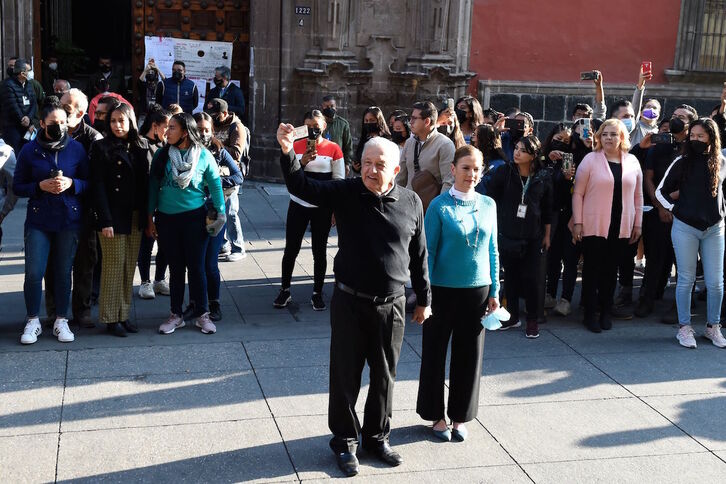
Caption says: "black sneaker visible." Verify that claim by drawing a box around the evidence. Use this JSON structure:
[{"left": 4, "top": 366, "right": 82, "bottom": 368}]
[
  {"left": 311, "top": 293, "right": 326, "bottom": 311},
  {"left": 182, "top": 302, "right": 196, "bottom": 322},
  {"left": 634, "top": 298, "right": 654, "bottom": 318},
  {"left": 499, "top": 318, "right": 521, "bottom": 330},
  {"left": 611, "top": 305, "right": 633, "bottom": 320},
  {"left": 273, "top": 288, "right": 291, "bottom": 308},
  {"left": 209, "top": 300, "right": 222, "bottom": 321}
]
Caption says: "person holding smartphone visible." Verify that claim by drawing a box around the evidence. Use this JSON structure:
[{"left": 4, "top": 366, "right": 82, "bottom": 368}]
[
  {"left": 14, "top": 97, "right": 88, "bottom": 344},
  {"left": 273, "top": 110, "right": 345, "bottom": 311}
]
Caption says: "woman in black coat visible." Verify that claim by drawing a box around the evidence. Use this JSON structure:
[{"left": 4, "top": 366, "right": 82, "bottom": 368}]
[{"left": 90, "top": 103, "right": 152, "bottom": 336}]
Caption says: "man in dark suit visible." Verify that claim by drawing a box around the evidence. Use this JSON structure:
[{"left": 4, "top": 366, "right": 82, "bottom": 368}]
[
  {"left": 207, "top": 65, "right": 245, "bottom": 121},
  {"left": 86, "top": 55, "right": 126, "bottom": 98}
]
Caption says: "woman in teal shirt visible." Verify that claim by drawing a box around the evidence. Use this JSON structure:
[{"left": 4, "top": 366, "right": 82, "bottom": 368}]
[
  {"left": 147, "top": 113, "right": 226, "bottom": 335},
  {"left": 416, "top": 145, "right": 499, "bottom": 442}
]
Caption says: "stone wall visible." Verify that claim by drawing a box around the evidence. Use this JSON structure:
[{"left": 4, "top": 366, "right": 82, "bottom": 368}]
[
  {"left": 479, "top": 79, "right": 724, "bottom": 140},
  {"left": 0, "top": 0, "right": 34, "bottom": 78}
]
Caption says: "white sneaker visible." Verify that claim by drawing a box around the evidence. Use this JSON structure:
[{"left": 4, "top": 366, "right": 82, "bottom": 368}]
[
  {"left": 224, "top": 252, "right": 247, "bottom": 262},
  {"left": 138, "top": 281, "right": 155, "bottom": 299},
  {"left": 553, "top": 298, "right": 571, "bottom": 316},
  {"left": 704, "top": 324, "right": 726, "bottom": 348},
  {"left": 677, "top": 325, "right": 697, "bottom": 349},
  {"left": 53, "top": 318, "right": 75, "bottom": 343},
  {"left": 544, "top": 293, "right": 556, "bottom": 309},
  {"left": 153, "top": 279, "right": 170, "bottom": 296},
  {"left": 20, "top": 318, "right": 42, "bottom": 344}
]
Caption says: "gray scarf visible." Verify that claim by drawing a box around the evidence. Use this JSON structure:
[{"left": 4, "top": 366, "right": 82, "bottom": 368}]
[{"left": 168, "top": 144, "right": 201, "bottom": 189}]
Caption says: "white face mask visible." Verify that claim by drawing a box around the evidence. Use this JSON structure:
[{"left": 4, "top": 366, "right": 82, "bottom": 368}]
[
  {"left": 48, "top": 62, "right": 58, "bottom": 71},
  {"left": 26, "top": 70, "right": 34, "bottom": 80}
]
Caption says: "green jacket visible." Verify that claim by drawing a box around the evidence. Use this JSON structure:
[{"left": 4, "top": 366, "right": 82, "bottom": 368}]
[{"left": 323, "top": 115, "right": 353, "bottom": 167}]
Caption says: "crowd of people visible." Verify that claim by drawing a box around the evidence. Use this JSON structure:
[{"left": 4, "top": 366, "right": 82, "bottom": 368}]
[
  {"left": 0, "top": 55, "right": 251, "bottom": 342},
  {"left": 2, "top": 54, "right": 726, "bottom": 477}
]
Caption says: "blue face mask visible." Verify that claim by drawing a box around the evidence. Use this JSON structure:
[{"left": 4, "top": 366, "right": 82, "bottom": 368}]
[
  {"left": 480, "top": 307, "right": 511, "bottom": 330},
  {"left": 621, "top": 117, "right": 634, "bottom": 133}
]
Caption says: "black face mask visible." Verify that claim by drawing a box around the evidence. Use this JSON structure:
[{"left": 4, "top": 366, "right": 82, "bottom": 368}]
[
  {"left": 99, "top": 64, "right": 111, "bottom": 73},
  {"left": 690, "top": 139, "right": 708, "bottom": 155},
  {"left": 201, "top": 133, "right": 213, "bottom": 146},
  {"left": 363, "top": 122, "right": 378, "bottom": 135},
  {"left": 438, "top": 124, "right": 453, "bottom": 136},
  {"left": 173, "top": 135, "right": 188, "bottom": 148},
  {"left": 46, "top": 123, "right": 67, "bottom": 142},
  {"left": 6, "top": 67, "right": 14, "bottom": 77},
  {"left": 550, "top": 140, "right": 570, "bottom": 153},
  {"left": 93, "top": 119, "right": 106, "bottom": 133},
  {"left": 670, "top": 117, "right": 686, "bottom": 134},
  {"left": 213, "top": 78, "right": 224, "bottom": 87},
  {"left": 172, "top": 71, "right": 183, "bottom": 82},
  {"left": 322, "top": 107, "right": 336, "bottom": 119},
  {"left": 455, "top": 108, "right": 468, "bottom": 125},
  {"left": 391, "top": 131, "right": 406, "bottom": 144},
  {"left": 145, "top": 71, "right": 157, "bottom": 83}
]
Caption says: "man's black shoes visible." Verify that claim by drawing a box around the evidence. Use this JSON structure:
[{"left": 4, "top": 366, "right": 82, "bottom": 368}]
[
  {"left": 335, "top": 452, "right": 359, "bottom": 477},
  {"left": 364, "top": 442, "right": 403, "bottom": 467}
]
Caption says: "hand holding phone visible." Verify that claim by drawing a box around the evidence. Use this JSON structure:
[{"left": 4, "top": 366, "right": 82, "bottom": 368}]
[
  {"left": 580, "top": 71, "right": 598, "bottom": 81},
  {"left": 504, "top": 118, "right": 525, "bottom": 131}
]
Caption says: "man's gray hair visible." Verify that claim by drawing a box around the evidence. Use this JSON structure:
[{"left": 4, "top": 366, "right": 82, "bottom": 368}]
[
  {"left": 361, "top": 137, "right": 400, "bottom": 167},
  {"left": 66, "top": 88, "right": 89, "bottom": 114},
  {"left": 215, "top": 65, "right": 231, "bottom": 80},
  {"left": 54, "top": 79, "right": 71, "bottom": 92}
]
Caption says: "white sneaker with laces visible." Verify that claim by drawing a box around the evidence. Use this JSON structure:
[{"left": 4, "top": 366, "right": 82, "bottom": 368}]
[
  {"left": 53, "top": 318, "right": 75, "bottom": 343},
  {"left": 138, "top": 281, "right": 155, "bottom": 299},
  {"left": 153, "top": 279, "right": 170, "bottom": 296},
  {"left": 20, "top": 318, "right": 42, "bottom": 344},
  {"left": 677, "top": 325, "right": 697, "bottom": 349},
  {"left": 553, "top": 298, "right": 571, "bottom": 316},
  {"left": 544, "top": 293, "right": 556, "bottom": 309},
  {"left": 704, "top": 324, "right": 726, "bottom": 348}
]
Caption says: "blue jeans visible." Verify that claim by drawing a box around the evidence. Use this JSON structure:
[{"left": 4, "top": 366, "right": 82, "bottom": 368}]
[
  {"left": 671, "top": 217, "right": 724, "bottom": 325},
  {"left": 225, "top": 187, "right": 245, "bottom": 254},
  {"left": 24, "top": 227, "right": 79, "bottom": 318}
]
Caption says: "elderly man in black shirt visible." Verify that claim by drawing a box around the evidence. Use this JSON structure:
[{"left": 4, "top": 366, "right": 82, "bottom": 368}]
[{"left": 277, "top": 123, "right": 432, "bottom": 477}]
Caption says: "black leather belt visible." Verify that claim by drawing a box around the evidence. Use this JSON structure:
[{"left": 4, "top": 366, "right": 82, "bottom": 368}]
[{"left": 336, "top": 281, "right": 404, "bottom": 304}]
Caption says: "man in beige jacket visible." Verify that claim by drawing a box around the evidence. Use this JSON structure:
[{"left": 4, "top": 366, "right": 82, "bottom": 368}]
[{"left": 397, "top": 100, "right": 456, "bottom": 194}]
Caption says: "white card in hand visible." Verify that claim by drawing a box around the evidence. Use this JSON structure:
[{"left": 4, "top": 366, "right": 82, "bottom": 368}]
[{"left": 293, "top": 125, "right": 309, "bottom": 140}]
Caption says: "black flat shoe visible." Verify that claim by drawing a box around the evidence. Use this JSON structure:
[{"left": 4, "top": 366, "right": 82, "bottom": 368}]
[
  {"left": 599, "top": 312, "right": 613, "bottom": 331},
  {"left": 121, "top": 320, "right": 139, "bottom": 333},
  {"left": 107, "top": 322, "right": 127, "bottom": 337},
  {"left": 335, "top": 452, "right": 359, "bottom": 477},
  {"left": 364, "top": 442, "right": 403, "bottom": 467}
]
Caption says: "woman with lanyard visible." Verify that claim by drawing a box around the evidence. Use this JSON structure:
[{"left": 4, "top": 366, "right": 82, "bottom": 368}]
[
  {"left": 655, "top": 118, "right": 726, "bottom": 349},
  {"left": 90, "top": 102, "right": 151, "bottom": 337},
  {"left": 417, "top": 145, "right": 499, "bottom": 442},
  {"left": 572, "top": 119, "right": 643, "bottom": 333},
  {"left": 147, "top": 113, "right": 226, "bottom": 335},
  {"left": 183, "top": 111, "right": 243, "bottom": 326},
  {"left": 485, "top": 135, "right": 552, "bottom": 338},
  {"left": 14, "top": 96, "right": 88, "bottom": 344}
]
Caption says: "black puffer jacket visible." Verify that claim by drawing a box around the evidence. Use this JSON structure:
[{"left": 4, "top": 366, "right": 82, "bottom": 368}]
[{"left": 0, "top": 78, "right": 36, "bottom": 127}]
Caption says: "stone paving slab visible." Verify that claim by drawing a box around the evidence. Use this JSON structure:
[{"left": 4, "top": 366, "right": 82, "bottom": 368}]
[
  {"left": 0, "top": 380, "right": 63, "bottom": 437},
  {"left": 304, "top": 465, "right": 532, "bottom": 483},
  {"left": 548, "top": 324, "right": 689, "bottom": 356},
  {"left": 523, "top": 452, "right": 726, "bottom": 483},
  {"left": 66, "top": 343, "right": 251, "bottom": 379},
  {"left": 481, "top": 398, "right": 704, "bottom": 463},
  {"left": 0, "top": 433, "right": 59, "bottom": 483},
  {"left": 56, "top": 420, "right": 297, "bottom": 483},
  {"left": 0, "top": 349, "right": 67, "bottom": 382},
  {"left": 479, "top": 355, "right": 632, "bottom": 405},
  {"left": 275, "top": 411, "right": 514, "bottom": 480},
  {"left": 61, "top": 370, "right": 268, "bottom": 432},
  {"left": 642, "top": 394, "right": 726, "bottom": 451}
]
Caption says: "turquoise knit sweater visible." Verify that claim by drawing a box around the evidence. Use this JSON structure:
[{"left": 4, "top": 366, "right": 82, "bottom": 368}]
[{"left": 424, "top": 192, "right": 499, "bottom": 297}]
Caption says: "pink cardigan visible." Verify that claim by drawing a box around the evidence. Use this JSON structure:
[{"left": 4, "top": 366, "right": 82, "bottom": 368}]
[{"left": 572, "top": 151, "right": 643, "bottom": 238}]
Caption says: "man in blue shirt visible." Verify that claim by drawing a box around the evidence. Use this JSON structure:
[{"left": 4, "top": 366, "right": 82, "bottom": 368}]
[{"left": 155, "top": 61, "right": 198, "bottom": 114}]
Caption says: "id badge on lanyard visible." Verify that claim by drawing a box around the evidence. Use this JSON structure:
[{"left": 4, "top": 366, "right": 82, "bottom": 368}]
[{"left": 517, "top": 175, "right": 531, "bottom": 219}]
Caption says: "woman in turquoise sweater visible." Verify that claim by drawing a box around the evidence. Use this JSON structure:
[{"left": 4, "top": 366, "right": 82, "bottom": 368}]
[
  {"left": 147, "top": 113, "right": 226, "bottom": 335},
  {"left": 416, "top": 145, "right": 499, "bottom": 442}
]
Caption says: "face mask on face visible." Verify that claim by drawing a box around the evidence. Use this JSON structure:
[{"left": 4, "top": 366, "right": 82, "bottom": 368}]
[
  {"left": 550, "top": 140, "right": 569, "bottom": 152},
  {"left": 643, "top": 108, "right": 658, "bottom": 120},
  {"left": 172, "top": 71, "right": 183, "bottom": 82},
  {"left": 690, "top": 139, "right": 708, "bottom": 155},
  {"left": 145, "top": 71, "right": 157, "bottom": 83},
  {"left": 99, "top": 64, "right": 111, "bottom": 73},
  {"left": 670, "top": 117, "right": 685, "bottom": 134},
  {"left": 322, "top": 107, "right": 336, "bottom": 119},
  {"left": 48, "top": 62, "right": 58, "bottom": 71},
  {"left": 391, "top": 131, "right": 406, "bottom": 144},
  {"left": 26, "top": 70, "right": 34, "bottom": 80},
  {"left": 363, "top": 122, "right": 378, "bottom": 135},
  {"left": 437, "top": 124, "right": 453, "bottom": 136},
  {"left": 93, "top": 119, "right": 106, "bottom": 133},
  {"left": 6, "top": 67, "right": 13, "bottom": 77},
  {"left": 213, "top": 78, "right": 223, "bottom": 87},
  {"left": 46, "top": 123, "right": 67, "bottom": 142},
  {"left": 455, "top": 108, "right": 467, "bottom": 125},
  {"left": 621, "top": 118, "right": 634, "bottom": 133},
  {"left": 201, "top": 132, "right": 213, "bottom": 146}
]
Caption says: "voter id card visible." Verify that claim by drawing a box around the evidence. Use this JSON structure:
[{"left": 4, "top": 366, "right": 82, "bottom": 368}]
[
  {"left": 516, "top": 204, "right": 527, "bottom": 218},
  {"left": 292, "top": 125, "right": 309, "bottom": 140}
]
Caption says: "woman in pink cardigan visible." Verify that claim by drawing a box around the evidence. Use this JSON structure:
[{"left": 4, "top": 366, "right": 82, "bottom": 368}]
[{"left": 572, "top": 119, "right": 643, "bottom": 333}]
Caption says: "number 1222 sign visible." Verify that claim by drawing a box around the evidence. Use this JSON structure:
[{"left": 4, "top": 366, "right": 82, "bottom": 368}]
[{"left": 295, "top": 6, "right": 311, "bottom": 15}]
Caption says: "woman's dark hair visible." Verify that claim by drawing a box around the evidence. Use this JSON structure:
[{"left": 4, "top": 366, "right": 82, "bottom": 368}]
[
  {"left": 682, "top": 117, "right": 722, "bottom": 197},
  {"left": 139, "top": 103, "right": 171, "bottom": 137},
  {"left": 447, "top": 113, "right": 466, "bottom": 149},
  {"left": 455, "top": 95, "right": 484, "bottom": 128},
  {"left": 40, "top": 95, "right": 65, "bottom": 121},
  {"left": 542, "top": 123, "right": 571, "bottom": 154},
  {"left": 106, "top": 103, "right": 143, "bottom": 147},
  {"left": 389, "top": 109, "right": 407, "bottom": 124},
  {"left": 392, "top": 114, "right": 411, "bottom": 138},
  {"left": 151, "top": 113, "right": 204, "bottom": 179},
  {"left": 516, "top": 135, "right": 544, "bottom": 172},
  {"left": 355, "top": 106, "right": 391, "bottom": 162},
  {"left": 303, "top": 109, "right": 326, "bottom": 125},
  {"left": 453, "top": 144, "right": 483, "bottom": 166},
  {"left": 475, "top": 123, "right": 508, "bottom": 162},
  {"left": 193, "top": 111, "right": 224, "bottom": 153}
]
